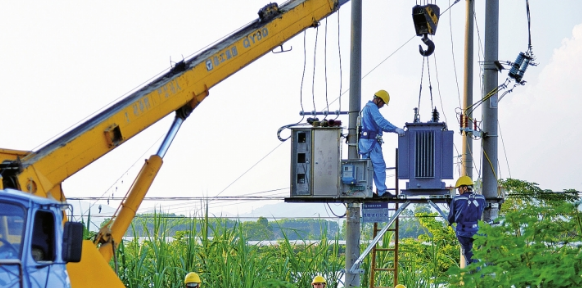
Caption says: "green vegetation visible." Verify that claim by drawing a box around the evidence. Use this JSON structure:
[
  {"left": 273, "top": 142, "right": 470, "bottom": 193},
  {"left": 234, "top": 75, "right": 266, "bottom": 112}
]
[
  {"left": 115, "top": 212, "right": 345, "bottom": 287},
  {"left": 105, "top": 178, "right": 580, "bottom": 287},
  {"left": 123, "top": 215, "right": 339, "bottom": 241},
  {"left": 447, "top": 179, "right": 582, "bottom": 287}
]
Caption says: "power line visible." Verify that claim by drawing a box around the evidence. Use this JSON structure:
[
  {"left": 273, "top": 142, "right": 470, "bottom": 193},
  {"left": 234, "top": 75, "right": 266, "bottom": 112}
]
[
  {"left": 69, "top": 196, "right": 286, "bottom": 201},
  {"left": 70, "top": 215, "right": 345, "bottom": 220}
]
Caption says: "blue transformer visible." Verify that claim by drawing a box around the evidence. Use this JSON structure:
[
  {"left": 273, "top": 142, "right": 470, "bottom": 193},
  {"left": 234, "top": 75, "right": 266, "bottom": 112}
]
[{"left": 398, "top": 121, "right": 454, "bottom": 195}]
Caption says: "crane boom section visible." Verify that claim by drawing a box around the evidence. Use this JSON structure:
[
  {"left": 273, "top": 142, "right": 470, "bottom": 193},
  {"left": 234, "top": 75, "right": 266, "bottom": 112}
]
[{"left": 5, "top": 0, "right": 348, "bottom": 200}]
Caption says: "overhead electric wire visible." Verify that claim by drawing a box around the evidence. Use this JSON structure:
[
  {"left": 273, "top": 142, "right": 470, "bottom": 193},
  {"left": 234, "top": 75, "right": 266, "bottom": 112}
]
[
  {"left": 89, "top": 2, "right": 475, "bottom": 219},
  {"left": 277, "top": 28, "right": 319, "bottom": 142},
  {"left": 215, "top": 141, "right": 286, "bottom": 198},
  {"left": 79, "top": 215, "right": 348, "bottom": 220},
  {"left": 312, "top": 25, "right": 319, "bottom": 113},
  {"left": 325, "top": 203, "right": 347, "bottom": 218},
  {"left": 445, "top": 0, "right": 464, "bottom": 177},
  {"left": 334, "top": 10, "right": 343, "bottom": 120},
  {"left": 526, "top": 0, "right": 533, "bottom": 51},
  {"left": 83, "top": 132, "right": 165, "bottom": 217},
  {"left": 448, "top": 0, "right": 462, "bottom": 110},
  {"left": 325, "top": 0, "right": 461, "bottom": 108},
  {"left": 139, "top": 187, "right": 290, "bottom": 213},
  {"left": 301, "top": 31, "right": 308, "bottom": 116},
  {"left": 482, "top": 147, "right": 498, "bottom": 184},
  {"left": 432, "top": 49, "right": 449, "bottom": 128},
  {"left": 498, "top": 121, "right": 511, "bottom": 179},
  {"left": 70, "top": 195, "right": 288, "bottom": 202},
  {"left": 324, "top": 18, "right": 330, "bottom": 119},
  {"left": 32, "top": 16, "right": 268, "bottom": 154},
  {"left": 323, "top": 35, "right": 416, "bottom": 109}
]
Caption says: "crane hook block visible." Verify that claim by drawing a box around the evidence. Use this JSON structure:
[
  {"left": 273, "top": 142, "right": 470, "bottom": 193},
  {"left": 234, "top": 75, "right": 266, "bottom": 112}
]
[
  {"left": 412, "top": 4, "right": 439, "bottom": 56},
  {"left": 412, "top": 4, "right": 440, "bottom": 37}
]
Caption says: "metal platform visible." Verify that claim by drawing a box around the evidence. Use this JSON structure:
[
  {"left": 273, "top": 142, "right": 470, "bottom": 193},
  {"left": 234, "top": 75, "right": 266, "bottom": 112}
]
[{"left": 284, "top": 194, "right": 453, "bottom": 204}]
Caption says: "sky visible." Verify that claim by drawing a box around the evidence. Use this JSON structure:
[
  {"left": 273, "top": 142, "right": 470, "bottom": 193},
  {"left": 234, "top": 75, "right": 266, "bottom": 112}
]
[{"left": 1, "top": 0, "right": 581, "bottom": 220}]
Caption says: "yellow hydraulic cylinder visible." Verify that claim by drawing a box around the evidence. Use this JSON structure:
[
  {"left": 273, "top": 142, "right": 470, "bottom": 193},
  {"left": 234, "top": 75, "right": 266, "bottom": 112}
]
[{"left": 99, "top": 154, "right": 163, "bottom": 261}]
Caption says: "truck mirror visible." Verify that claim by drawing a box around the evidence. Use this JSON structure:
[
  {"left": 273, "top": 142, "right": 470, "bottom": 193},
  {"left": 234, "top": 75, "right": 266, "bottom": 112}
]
[{"left": 62, "top": 222, "right": 83, "bottom": 263}]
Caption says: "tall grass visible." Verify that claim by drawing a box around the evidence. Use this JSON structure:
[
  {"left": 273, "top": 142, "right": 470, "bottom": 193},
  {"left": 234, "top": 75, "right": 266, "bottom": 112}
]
[
  {"left": 113, "top": 208, "right": 444, "bottom": 288},
  {"left": 115, "top": 210, "right": 346, "bottom": 288}
]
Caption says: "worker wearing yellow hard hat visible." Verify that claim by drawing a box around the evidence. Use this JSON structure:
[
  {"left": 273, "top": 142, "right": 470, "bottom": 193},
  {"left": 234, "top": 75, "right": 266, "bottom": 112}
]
[
  {"left": 395, "top": 284, "right": 407, "bottom": 288},
  {"left": 358, "top": 89, "right": 405, "bottom": 198},
  {"left": 184, "top": 272, "right": 201, "bottom": 288},
  {"left": 374, "top": 89, "right": 390, "bottom": 106},
  {"left": 455, "top": 175, "right": 474, "bottom": 188},
  {"left": 448, "top": 176, "right": 486, "bottom": 265},
  {"left": 311, "top": 275, "right": 326, "bottom": 287}
]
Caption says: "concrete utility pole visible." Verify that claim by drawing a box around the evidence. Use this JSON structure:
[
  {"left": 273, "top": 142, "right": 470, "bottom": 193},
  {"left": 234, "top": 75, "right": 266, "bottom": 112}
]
[
  {"left": 481, "top": 0, "right": 500, "bottom": 222},
  {"left": 461, "top": 0, "right": 475, "bottom": 179},
  {"left": 345, "top": 0, "right": 362, "bottom": 286},
  {"left": 459, "top": 0, "right": 475, "bottom": 269}
]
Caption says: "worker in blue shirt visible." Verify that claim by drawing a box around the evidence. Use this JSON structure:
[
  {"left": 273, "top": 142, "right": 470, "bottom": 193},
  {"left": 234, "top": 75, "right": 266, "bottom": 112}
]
[
  {"left": 358, "top": 90, "right": 404, "bottom": 198},
  {"left": 448, "top": 176, "right": 486, "bottom": 265}
]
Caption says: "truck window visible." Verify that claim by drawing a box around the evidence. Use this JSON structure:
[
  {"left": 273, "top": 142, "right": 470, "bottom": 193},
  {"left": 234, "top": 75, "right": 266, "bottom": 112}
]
[
  {"left": 31, "top": 211, "right": 55, "bottom": 262},
  {"left": 0, "top": 203, "right": 25, "bottom": 259}
]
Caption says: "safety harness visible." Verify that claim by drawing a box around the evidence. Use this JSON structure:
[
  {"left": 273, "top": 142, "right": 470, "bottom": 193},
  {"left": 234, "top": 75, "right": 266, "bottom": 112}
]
[
  {"left": 458, "top": 193, "right": 480, "bottom": 233},
  {"left": 358, "top": 105, "right": 383, "bottom": 155}
]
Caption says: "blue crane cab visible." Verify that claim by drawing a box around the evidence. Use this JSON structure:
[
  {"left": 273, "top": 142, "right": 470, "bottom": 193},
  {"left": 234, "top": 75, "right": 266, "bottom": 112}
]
[{"left": 0, "top": 189, "right": 83, "bottom": 288}]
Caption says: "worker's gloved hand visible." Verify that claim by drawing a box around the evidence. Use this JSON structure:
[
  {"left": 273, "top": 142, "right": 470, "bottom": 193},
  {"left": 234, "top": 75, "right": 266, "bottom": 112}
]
[{"left": 395, "top": 128, "right": 405, "bottom": 136}]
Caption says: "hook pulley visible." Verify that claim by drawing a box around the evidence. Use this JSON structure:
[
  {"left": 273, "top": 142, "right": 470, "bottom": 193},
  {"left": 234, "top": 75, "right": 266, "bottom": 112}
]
[
  {"left": 412, "top": 4, "right": 440, "bottom": 57},
  {"left": 419, "top": 34, "right": 435, "bottom": 56}
]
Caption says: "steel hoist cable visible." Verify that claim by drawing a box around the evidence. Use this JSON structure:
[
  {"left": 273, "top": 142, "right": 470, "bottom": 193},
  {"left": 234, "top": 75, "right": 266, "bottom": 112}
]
[{"left": 416, "top": 54, "right": 435, "bottom": 121}]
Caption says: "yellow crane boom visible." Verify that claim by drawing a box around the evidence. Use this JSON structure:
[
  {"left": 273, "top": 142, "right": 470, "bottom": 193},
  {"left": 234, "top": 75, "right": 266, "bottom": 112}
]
[
  {"left": 1, "top": 1, "right": 349, "bottom": 287},
  {"left": 0, "top": 0, "right": 348, "bottom": 201}
]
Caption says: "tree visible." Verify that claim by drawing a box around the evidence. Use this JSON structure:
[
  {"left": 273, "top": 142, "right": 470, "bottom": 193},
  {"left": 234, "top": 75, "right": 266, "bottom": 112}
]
[{"left": 243, "top": 217, "right": 274, "bottom": 240}]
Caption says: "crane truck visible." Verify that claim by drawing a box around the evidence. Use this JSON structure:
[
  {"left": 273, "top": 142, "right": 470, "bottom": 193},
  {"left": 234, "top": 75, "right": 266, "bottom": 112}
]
[{"left": 0, "top": 0, "right": 349, "bottom": 287}]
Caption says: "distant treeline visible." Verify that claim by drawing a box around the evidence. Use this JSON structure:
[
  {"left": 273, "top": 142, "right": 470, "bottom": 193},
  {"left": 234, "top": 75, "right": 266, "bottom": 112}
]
[
  {"left": 122, "top": 214, "right": 340, "bottom": 241},
  {"left": 113, "top": 206, "right": 434, "bottom": 241}
]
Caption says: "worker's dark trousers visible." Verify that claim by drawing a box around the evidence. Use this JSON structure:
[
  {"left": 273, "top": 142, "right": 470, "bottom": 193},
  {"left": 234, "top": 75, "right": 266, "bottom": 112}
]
[{"left": 457, "top": 236, "right": 475, "bottom": 264}]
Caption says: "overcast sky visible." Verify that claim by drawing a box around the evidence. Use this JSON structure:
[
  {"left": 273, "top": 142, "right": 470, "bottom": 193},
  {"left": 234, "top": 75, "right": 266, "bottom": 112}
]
[{"left": 1, "top": 0, "right": 580, "bottom": 218}]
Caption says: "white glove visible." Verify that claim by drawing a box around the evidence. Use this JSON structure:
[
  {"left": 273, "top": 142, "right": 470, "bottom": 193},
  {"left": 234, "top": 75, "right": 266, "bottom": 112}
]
[{"left": 395, "top": 128, "right": 405, "bottom": 136}]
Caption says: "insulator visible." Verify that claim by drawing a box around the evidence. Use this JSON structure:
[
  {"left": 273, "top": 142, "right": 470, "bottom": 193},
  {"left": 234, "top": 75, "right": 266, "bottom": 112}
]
[
  {"left": 307, "top": 117, "right": 319, "bottom": 124},
  {"left": 509, "top": 52, "right": 526, "bottom": 82},
  {"left": 474, "top": 119, "right": 477, "bottom": 131},
  {"left": 517, "top": 56, "right": 531, "bottom": 80},
  {"left": 459, "top": 114, "right": 465, "bottom": 128},
  {"left": 431, "top": 107, "right": 439, "bottom": 122},
  {"left": 413, "top": 108, "right": 420, "bottom": 123},
  {"left": 328, "top": 119, "right": 341, "bottom": 127}
]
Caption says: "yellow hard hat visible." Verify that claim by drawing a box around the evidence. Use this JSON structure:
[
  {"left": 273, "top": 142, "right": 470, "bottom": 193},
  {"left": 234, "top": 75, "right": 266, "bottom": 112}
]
[
  {"left": 184, "top": 272, "right": 201, "bottom": 285},
  {"left": 395, "top": 285, "right": 407, "bottom": 288},
  {"left": 312, "top": 275, "right": 327, "bottom": 284},
  {"left": 455, "top": 176, "right": 474, "bottom": 188},
  {"left": 374, "top": 90, "right": 390, "bottom": 105}
]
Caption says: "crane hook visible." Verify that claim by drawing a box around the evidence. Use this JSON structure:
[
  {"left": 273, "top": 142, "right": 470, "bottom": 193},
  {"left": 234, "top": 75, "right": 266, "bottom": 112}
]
[{"left": 418, "top": 34, "right": 435, "bottom": 57}]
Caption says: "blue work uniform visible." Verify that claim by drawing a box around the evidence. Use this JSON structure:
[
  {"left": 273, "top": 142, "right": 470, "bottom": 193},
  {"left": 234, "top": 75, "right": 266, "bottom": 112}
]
[
  {"left": 358, "top": 100, "right": 398, "bottom": 195},
  {"left": 448, "top": 191, "right": 486, "bottom": 264}
]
